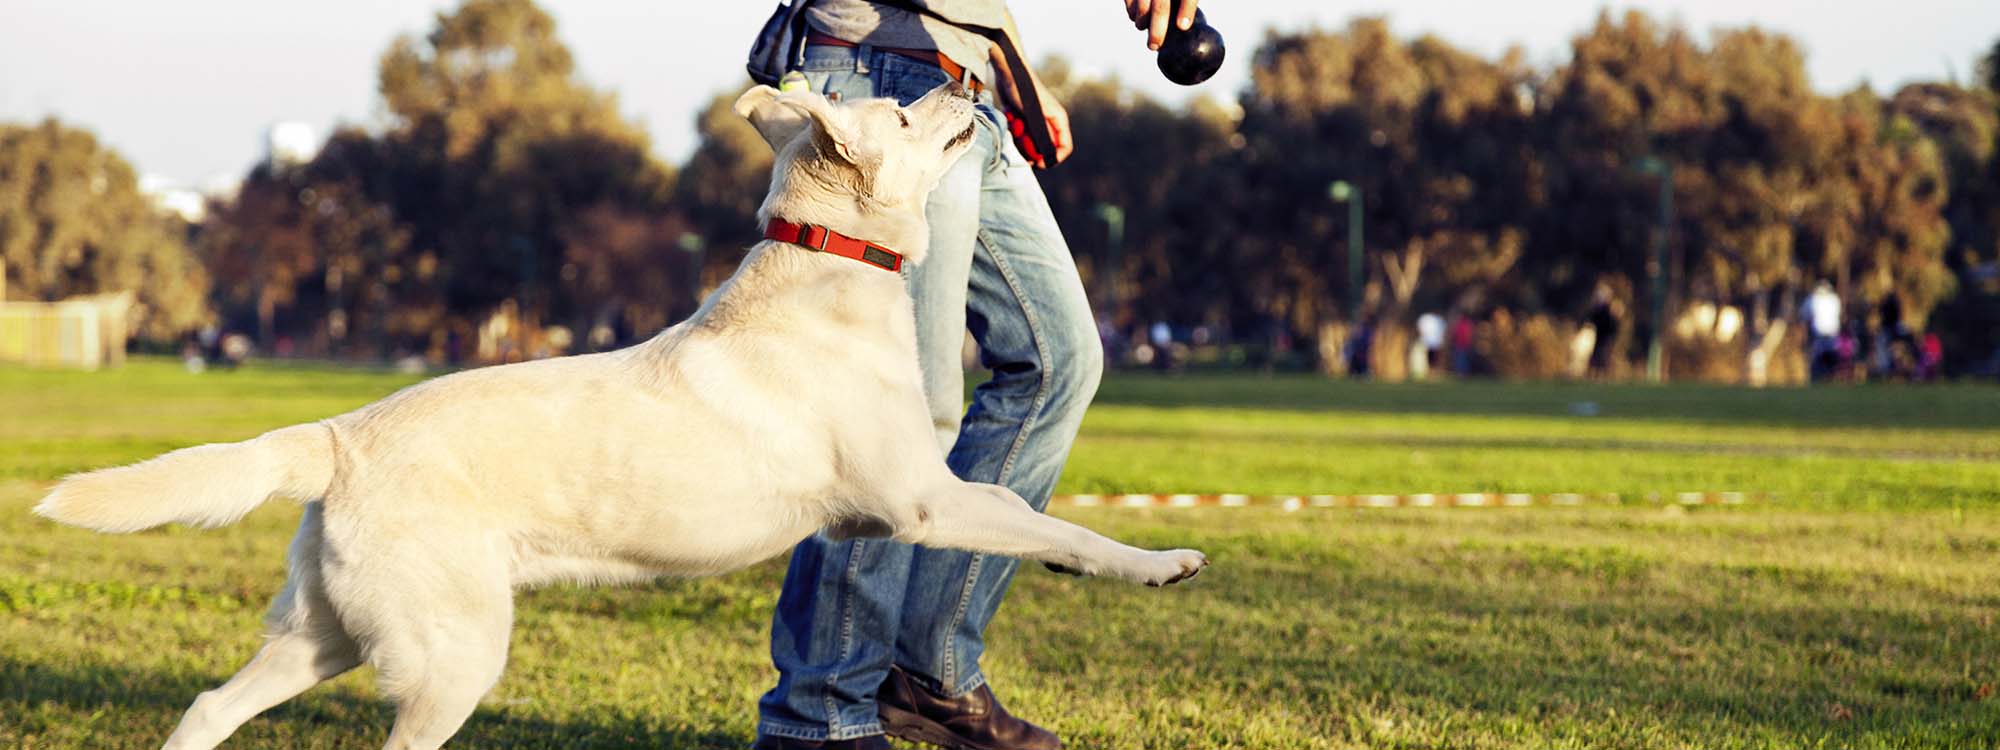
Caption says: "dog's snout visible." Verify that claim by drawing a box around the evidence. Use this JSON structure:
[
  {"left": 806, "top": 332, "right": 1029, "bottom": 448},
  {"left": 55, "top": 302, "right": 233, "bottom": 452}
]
[{"left": 945, "top": 80, "right": 972, "bottom": 100}]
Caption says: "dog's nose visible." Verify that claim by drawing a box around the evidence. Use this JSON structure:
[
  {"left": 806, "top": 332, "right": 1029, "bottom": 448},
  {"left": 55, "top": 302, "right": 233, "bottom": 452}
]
[{"left": 945, "top": 79, "right": 972, "bottom": 100}]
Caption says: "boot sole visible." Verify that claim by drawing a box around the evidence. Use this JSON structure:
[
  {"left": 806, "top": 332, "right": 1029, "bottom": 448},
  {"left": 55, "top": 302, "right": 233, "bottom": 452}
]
[{"left": 879, "top": 703, "right": 994, "bottom": 750}]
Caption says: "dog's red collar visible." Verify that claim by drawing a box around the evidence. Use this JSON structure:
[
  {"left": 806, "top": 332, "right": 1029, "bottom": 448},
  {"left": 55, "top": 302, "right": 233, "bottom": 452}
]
[{"left": 764, "top": 218, "right": 904, "bottom": 273}]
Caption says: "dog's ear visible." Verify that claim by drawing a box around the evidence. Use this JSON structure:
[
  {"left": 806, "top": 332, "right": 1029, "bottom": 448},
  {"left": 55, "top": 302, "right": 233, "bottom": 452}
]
[{"left": 734, "top": 86, "right": 860, "bottom": 163}]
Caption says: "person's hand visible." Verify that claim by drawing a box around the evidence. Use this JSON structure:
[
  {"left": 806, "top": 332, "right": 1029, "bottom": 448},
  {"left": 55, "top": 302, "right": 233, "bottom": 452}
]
[
  {"left": 1126, "top": 0, "right": 1199, "bottom": 51},
  {"left": 1035, "top": 80, "right": 1074, "bottom": 168},
  {"left": 999, "top": 71, "right": 1074, "bottom": 168}
]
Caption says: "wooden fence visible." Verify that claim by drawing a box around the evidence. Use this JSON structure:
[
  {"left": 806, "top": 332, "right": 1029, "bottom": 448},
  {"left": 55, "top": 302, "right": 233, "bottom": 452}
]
[{"left": 0, "top": 291, "right": 135, "bottom": 371}]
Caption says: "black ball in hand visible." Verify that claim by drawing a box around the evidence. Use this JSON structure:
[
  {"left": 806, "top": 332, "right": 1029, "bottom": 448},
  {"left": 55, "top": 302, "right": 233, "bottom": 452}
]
[{"left": 1157, "top": 7, "right": 1225, "bottom": 86}]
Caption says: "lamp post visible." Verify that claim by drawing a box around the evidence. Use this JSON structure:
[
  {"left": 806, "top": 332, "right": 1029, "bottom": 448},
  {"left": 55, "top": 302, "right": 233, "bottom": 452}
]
[
  {"left": 1634, "top": 157, "right": 1673, "bottom": 384},
  {"left": 1094, "top": 202, "right": 1125, "bottom": 311},
  {"left": 1328, "top": 180, "right": 1363, "bottom": 321}
]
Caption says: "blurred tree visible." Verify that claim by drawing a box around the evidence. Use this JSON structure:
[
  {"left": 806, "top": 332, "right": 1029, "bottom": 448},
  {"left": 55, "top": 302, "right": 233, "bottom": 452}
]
[
  {"left": 197, "top": 0, "right": 678, "bottom": 357},
  {"left": 372, "top": 0, "right": 674, "bottom": 328},
  {"left": 1886, "top": 83, "right": 1999, "bottom": 267},
  {"left": 175, "top": 3, "right": 2000, "bottom": 377},
  {"left": 1536, "top": 10, "right": 1719, "bottom": 336},
  {"left": 1237, "top": 18, "right": 1536, "bottom": 336},
  {"left": 560, "top": 204, "right": 697, "bottom": 342},
  {"left": 1036, "top": 59, "right": 1240, "bottom": 336},
  {"left": 1789, "top": 89, "right": 1954, "bottom": 329},
  {"left": 198, "top": 142, "right": 415, "bottom": 357},
  {"left": 1687, "top": 28, "right": 1825, "bottom": 303},
  {"left": 1981, "top": 38, "right": 2000, "bottom": 94},
  {"left": 198, "top": 165, "right": 320, "bottom": 346},
  {"left": 1537, "top": 15, "right": 1959, "bottom": 357},
  {"left": 674, "top": 86, "right": 774, "bottom": 262},
  {"left": 0, "top": 118, "right": 208, "bottom": 339},
  {"left": 1879, "top": 84, "right": 1993, "bottom": 362}
]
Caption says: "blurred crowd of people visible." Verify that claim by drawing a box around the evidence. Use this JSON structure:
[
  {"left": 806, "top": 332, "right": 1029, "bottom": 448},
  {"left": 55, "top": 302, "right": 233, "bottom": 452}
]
[{"left": 1803, "top": 283, "right": 1946, "bottom": 383}]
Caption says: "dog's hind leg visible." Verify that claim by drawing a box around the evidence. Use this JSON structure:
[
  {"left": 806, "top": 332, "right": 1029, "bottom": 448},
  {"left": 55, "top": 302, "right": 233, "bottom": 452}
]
[
  {"left": 899, "top": 482, "right": 1208, "bottom": 587},
  {"left": 336, "top": 535, "right": 514, "bottom": 750},
  {"left": 163, "top": 503, "right": 361, "bottom": 750}
]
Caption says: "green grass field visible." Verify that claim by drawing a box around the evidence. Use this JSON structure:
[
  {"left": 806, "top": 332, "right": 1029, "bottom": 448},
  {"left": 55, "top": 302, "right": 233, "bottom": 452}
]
[{"left": 4, "top": 360, "right": 1998, "bottom": 749}]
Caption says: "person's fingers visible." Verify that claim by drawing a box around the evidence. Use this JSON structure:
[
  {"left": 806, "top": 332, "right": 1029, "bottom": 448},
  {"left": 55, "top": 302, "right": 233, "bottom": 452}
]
[
  {"left": 1148, "top": 0, "right": 1170, "bottom": 49},
  {"left": 1177, "top": 0, "right": 1199, "bottom": 30},
  {"left": 1126, "top": 0, "right": 1145, "bottom": 24},
  {"left": 1047, "top": 110, "right": 1073, "bottom": 165}
]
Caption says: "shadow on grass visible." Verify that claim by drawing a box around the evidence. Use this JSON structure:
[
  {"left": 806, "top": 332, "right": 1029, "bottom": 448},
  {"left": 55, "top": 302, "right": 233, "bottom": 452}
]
[
  {"left": 0, "top": 656, "right": 746, "bottom": 749},
  {"left": 1090, "top": 372, "right": 2000, "bottom": 431},
  {"left": 1126, "top": 553, "right": 2000, "bottom": 745}
]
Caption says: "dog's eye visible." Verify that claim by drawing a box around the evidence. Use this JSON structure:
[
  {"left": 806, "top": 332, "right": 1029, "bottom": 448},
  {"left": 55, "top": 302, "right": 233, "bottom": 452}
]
[{"left": 895, "top": 110, "right": 911, "bottom": 128}]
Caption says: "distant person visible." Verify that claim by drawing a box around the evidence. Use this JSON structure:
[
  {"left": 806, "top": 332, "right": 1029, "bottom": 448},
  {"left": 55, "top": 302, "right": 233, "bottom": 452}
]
[
  {"left": 1920, "top": 332, "right": 1943, "bottom": 381},
  {"left": 1876, "top": 293, "right": 1918, "bottom": 378},
  {"left": 1839, "top": 318, "right": 1863, "bottom": 382},
  {"left": 1805, "top": 282, "right": 1841, "bottom": 381},
  {"left": 1096, "top": 313, "right": 1123, "bottom": 364},
  {"left": 219, "top": 333, "right": 252, "bottom": 370},
  {"left": 1449, "top": 312, "right": 1476, "bottom": 376},
  {"left": 181, "top": 338, "right": 207, "bottom": 374},
  {"left": 1416, "top": 311, "right": 1445, "bottom": 375},
  {"left": 1585, "top": 286, "right": 1621, "bottom": 378},
  {"left": 1346, "top": 316, "right": 1375, "bottom": 378},
  {"left": 197, "top": 323, "right": 222, "bottom": 365},
  {"left": 1150, "top": 319, "right": 1174, "bottom": 371}
]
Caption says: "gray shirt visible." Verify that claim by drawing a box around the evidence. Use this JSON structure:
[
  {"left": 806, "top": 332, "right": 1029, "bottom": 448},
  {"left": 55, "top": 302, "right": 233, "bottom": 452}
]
[{"left": 804, "top": 0, "right": 1004, "bottom": 87}]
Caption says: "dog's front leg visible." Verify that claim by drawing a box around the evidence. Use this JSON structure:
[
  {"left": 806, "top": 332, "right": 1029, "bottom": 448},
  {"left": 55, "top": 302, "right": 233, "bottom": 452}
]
[{"left": 896, "top": 482, "right": 1207, "bottom": 587}]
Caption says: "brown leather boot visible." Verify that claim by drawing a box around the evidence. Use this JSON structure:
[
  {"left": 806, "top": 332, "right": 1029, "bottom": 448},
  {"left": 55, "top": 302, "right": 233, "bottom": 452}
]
[{"left": 877, "top": 665, "right": 1061, "bottom": 750}]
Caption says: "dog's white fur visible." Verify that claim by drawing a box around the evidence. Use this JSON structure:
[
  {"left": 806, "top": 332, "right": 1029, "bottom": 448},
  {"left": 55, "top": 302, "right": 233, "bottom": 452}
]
[{"left": 35, "top": 82, "right": 1206, "bottom": 750}]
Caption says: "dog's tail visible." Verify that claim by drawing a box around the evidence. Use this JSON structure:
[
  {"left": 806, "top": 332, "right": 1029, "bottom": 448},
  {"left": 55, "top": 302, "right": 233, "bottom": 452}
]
[{"left": 34, "top": 423, "right": 335, "bottom": 533}]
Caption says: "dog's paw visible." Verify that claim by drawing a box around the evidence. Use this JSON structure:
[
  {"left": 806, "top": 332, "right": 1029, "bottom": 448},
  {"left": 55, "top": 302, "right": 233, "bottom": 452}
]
[{"left": 1134, "top": 549, "right": 1209, "bottom": 587}]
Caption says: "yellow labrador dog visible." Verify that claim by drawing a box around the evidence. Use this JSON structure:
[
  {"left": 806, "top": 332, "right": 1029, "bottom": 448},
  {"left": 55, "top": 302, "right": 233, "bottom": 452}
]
[{"left": 35, "top": 81, "right": 1206, "bottom": 750}]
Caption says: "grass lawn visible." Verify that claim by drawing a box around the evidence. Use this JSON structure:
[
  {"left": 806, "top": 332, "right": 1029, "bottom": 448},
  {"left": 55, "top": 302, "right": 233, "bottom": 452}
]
[{"left": 3, "top": 360, "right": 1998, "bottom": 748}]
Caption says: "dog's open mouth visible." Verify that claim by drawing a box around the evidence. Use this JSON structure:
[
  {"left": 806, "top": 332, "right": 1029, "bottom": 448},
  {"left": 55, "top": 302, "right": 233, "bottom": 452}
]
[{"left": 945, "top": 122, "right": 975, "bottom": 151}]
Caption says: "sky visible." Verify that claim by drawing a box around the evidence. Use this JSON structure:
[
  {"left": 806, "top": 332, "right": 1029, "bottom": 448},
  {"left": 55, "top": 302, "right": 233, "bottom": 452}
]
[{"left": 3, "top": 0, "right": 1996, "bottom": 190}]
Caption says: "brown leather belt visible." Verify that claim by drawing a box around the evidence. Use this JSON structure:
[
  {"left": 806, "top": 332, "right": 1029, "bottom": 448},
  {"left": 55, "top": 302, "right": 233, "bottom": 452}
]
[{"left": 805, "top": 30, "right": 983, "bottom": 95}]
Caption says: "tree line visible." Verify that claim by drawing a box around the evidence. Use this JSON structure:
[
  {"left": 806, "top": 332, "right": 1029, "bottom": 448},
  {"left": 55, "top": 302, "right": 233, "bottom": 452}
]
[{"left": 4, "top": 0, "right": 1997, "bottom": 378}]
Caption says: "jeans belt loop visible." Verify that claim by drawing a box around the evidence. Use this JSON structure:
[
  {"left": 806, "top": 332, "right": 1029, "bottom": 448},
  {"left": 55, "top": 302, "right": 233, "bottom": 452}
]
[{"left": 854, "top": 43, "right": 872, "bottom": 74}]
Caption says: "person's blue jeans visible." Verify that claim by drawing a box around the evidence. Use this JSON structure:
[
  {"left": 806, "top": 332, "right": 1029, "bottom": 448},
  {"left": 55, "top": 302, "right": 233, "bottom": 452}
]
[{"left": 756, "top": 44, "right": 1103, "bottom": 742}]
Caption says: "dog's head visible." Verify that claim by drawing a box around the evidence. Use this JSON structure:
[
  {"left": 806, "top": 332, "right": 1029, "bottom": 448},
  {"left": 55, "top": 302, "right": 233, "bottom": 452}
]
[{"left": 735, "top": 82, "right": 980, "bottom": 265}]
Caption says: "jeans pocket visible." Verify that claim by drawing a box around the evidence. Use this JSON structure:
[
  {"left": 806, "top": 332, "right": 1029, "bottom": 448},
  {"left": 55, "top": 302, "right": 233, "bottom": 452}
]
[{"left": 979, "top": 105, "right": 1024, "bottom": 173}]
